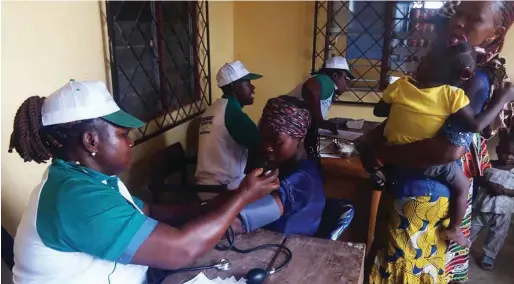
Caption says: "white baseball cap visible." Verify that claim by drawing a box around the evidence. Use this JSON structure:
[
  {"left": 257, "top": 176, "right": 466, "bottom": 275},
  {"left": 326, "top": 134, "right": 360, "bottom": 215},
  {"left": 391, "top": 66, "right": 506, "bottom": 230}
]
[
  {"left": 41, "top": 79, "right": 143, "bottom": 128},
  {"left": 216, "top": 61, "right": 262, "bottom": 87},
  {"left": 325, "top": 56, "right": 355, "bottom": 79}
]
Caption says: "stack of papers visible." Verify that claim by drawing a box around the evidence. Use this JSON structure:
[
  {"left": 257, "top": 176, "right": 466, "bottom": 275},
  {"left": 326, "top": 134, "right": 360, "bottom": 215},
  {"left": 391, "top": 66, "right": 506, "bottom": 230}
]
[
  {"left": 183, "top": 272, "right": 246, "bottom": 284},
  {"left": 318, "top": 129, "right": 363, "bottom": 141}
]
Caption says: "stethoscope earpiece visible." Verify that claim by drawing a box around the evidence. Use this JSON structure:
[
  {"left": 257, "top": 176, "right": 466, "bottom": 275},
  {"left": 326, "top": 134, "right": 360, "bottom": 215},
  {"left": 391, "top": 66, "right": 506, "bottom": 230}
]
[{"left": 214, "top": 258, "right": 231, "bottom": 271}]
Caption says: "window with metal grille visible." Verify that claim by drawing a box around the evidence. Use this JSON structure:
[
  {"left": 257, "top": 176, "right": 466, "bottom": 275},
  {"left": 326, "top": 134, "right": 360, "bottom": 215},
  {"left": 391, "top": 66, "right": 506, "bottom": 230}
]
[
  {"left": 312, "top": 1, "right": 442, "bottom": 105},
  {"left": 106, "top": 1, "right": 211, "bottom": 144}
]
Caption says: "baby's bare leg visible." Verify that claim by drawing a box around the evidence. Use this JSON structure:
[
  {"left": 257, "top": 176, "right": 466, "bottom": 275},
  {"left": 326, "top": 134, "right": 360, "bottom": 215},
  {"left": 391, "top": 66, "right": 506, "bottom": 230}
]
[
  {"left": 424, "top": 162, "right": 471, "bottom": 247},
  {"left": 442, "top": 170, "right": 471, "bottom": 247}
]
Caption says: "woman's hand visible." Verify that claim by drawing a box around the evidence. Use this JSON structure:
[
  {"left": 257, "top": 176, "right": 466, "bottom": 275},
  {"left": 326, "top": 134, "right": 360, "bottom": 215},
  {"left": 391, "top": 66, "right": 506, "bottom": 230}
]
[
  {"left": 238, "top": 168, "right": 280, "bottom": 203},
  {"left": 357, "top": 142, "right": 383, "bottom": 171},
  {"left": 486, "top": 181, "right": 507, "bottom": 196},
  {"left": 496, "top": 82, "right": 514, "bottom": 103},
  {"left": 132, "top": 168, "right": 279, "bottom": 270},
  {"left": 355, "top": 122, "right": 386, "bottom": 171}
]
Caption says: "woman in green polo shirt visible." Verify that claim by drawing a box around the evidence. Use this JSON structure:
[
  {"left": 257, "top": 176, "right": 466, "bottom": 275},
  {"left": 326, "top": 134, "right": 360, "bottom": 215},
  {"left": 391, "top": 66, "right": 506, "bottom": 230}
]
[{"left": 8, "top": 80, "right": 279, "bottom": 284}]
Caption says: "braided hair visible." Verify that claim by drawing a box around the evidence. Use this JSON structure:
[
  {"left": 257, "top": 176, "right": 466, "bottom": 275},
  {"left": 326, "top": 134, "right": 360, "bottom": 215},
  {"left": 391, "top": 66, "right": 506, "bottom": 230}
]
[
  {"left": 484, "top": 1, "right": 514, "bottom": 57},
  {"left": 297, "top": 101, "right": 320, "bottom": 159},
  {"left": 8, "top": 96, "right": 96, "bottom": 164}
]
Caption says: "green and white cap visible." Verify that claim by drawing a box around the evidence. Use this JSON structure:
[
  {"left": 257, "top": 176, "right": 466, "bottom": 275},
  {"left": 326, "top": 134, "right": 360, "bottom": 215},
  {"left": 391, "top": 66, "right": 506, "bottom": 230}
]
[
  {"left": 325, "top": 56, "right": 355, "bottom": 79},
  {"left": 41, "top": 80, "right": 144, "bottom": 128},
  {"left": 216, "top": 60, "right": 262, "bottom": 87}
]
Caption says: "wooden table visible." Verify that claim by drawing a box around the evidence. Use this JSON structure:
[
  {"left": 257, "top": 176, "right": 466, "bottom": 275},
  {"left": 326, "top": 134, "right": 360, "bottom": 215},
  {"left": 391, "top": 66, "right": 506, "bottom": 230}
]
[
  {"left": 321, "top": 156, "right": 381, "bottom": 255},
  {"left": 321, "top": 119, "right": 382, "bottom": 253},
  {"left": 164, "top": 230, "right": 366, "bottom": 284},
  {"left": 268, "top": 235, "right": 365, "bottom": 284}
]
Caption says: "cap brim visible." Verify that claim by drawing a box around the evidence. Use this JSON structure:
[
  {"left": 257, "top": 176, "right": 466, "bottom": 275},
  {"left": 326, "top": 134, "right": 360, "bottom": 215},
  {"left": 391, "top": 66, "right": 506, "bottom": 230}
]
[
  {"left": 102, "top": 110, "right": 144, "bottom": 128},
  {"left": 240, "top": 73, "right": 263, "bottom": 81}
]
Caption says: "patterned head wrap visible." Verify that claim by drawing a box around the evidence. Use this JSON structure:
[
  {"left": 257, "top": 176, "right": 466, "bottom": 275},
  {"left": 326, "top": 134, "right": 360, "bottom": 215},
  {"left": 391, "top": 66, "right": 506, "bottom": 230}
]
[{"left": 260, "top": 96, "right": 311, "bottom": 139}]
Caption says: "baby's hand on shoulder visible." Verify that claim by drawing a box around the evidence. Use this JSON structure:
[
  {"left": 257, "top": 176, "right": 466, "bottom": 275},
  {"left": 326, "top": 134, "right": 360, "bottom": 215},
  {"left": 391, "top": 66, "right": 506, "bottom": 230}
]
[{"left": 497, "top": 82, "right": 514, "bottom": 102}]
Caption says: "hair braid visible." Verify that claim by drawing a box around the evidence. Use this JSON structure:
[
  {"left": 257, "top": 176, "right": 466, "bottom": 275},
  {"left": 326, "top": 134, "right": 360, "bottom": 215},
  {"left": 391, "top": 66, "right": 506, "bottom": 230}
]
[
  {"left": 9, "top": 96, "right": 101, "bottom": 164},
  {"left": 9, "top": 97, "right": 53, "bottom": 163},
  {"left": 304, "top": 120, "right": 320, "bottom": 158},
  {"left": 28, "top": 97, "right": 52, "bottom": 159}
]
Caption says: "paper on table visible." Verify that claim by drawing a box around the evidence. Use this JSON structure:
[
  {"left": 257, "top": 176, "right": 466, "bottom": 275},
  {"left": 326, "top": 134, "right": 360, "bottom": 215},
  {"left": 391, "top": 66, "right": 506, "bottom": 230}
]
[
  {"left": 183, "top": 272, "right": 246, "bottom": 284},
  {"left": 318, "top": 129, "right": 363, "bottom": 141},
  {"left": 320, "top": 153, "right": 341, "bottom": 159},
  {"left": 346, "top": 119, "right": 364, "bottom": 130},
  {"left": 211, "top": 276, "right": 246, "bottom": 284}
]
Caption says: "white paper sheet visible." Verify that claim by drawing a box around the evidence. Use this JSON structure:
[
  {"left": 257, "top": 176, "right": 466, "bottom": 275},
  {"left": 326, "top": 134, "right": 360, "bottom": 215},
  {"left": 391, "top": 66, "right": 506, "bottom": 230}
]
[
  {"left": 320, "top": 153, "right": 341, "bottom": 159},
  {"left": 345, "top": 119, "right": 364, "bottom": 130},
  {"left": 183, "top": 273, "right": 246, "bottom": 284},
  {"left": 317, "top": 129, "right": 363, "bottom": 141}
]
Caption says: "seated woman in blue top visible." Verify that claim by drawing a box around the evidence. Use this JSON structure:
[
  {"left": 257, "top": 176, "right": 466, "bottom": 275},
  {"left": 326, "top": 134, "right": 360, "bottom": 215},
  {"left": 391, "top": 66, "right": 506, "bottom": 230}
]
[{"left": 233, "top": 95, "right": 326, "bottom": 236}]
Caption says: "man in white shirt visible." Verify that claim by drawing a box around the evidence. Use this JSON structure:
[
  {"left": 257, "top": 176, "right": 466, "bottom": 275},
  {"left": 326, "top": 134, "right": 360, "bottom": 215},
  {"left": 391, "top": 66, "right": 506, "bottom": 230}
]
[{"left": 195, "top": 61, "right": 262, "bottom": 190}]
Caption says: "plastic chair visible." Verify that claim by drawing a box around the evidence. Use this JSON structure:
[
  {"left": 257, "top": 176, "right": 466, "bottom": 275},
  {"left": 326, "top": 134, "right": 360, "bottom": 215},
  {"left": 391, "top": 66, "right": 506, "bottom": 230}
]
[{"left": 315, "top": 198, "right": 355, "bottom": 241}]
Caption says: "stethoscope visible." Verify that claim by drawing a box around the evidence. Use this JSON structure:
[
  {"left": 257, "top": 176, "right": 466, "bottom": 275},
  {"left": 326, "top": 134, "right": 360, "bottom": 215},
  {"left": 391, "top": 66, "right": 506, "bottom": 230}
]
[{"left": 152, "top": 226, "right": 293, "bottom": 284}]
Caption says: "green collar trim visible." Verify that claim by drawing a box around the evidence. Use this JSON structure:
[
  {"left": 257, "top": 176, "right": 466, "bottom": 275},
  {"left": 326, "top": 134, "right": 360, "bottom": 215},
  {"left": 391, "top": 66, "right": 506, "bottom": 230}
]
[
  {"left": 222, "top": 95, "right": 242, "bottom": 109},
  {"left": 53, "top": 159, "right": 118, "bottom": 185}
]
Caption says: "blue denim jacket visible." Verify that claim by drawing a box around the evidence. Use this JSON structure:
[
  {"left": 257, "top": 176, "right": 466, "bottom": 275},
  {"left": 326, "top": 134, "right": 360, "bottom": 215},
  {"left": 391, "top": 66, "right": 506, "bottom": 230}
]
[
  {"left": 392, "top": 69, "right": 490, "bottom": 198},
  {"left": 265, "top": 159, "right": 325, "bottom": 236},
  {"left": 388, "top": 167, "right": 452, "bottom": 198}
]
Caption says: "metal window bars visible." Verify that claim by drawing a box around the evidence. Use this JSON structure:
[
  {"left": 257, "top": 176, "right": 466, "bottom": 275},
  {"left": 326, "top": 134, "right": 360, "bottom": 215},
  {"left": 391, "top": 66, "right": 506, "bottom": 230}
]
[
  {"left": 106, "top": 1, "right": 211, "bottom": 144},
  {"left": 312, "top": 1, "right": 440, "bottom": 105}
]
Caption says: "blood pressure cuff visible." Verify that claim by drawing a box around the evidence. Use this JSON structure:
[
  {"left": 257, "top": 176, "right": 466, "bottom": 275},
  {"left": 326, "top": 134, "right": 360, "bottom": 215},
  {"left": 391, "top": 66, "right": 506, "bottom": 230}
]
[{"left": 238, "top": 194, "right": 281, "bottom": 233}]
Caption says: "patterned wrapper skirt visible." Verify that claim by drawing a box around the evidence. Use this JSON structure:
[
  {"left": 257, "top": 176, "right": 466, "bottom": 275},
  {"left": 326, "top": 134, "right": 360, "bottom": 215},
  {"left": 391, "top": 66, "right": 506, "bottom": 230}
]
[
  {"left": 369, "top": 196, "right": 450, "bottom": 284},
  {"left": 444, "top": 181, "right": 473, "bottom": 283},
  {"left": 445, "top": 134, "right": 490, "bottom": 283}
]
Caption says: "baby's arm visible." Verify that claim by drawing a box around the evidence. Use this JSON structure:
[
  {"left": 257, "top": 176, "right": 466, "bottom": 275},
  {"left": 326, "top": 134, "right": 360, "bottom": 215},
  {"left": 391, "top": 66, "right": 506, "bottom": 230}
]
[
  {"left": 452, "top": 100, "right": 507, "bottom": 133},
  {"left": 373, "top": 100, "right": 391, "bottom": 117}
]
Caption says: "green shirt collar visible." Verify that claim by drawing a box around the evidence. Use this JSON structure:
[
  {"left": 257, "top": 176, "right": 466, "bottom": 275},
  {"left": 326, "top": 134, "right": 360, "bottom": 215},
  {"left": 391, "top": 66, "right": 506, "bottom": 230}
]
[
  {"left": 222, "top": 94, "right": 242, "bottom": 109},
  {"left": 53, "top": 158, "right": 119, "bottom": 185}
]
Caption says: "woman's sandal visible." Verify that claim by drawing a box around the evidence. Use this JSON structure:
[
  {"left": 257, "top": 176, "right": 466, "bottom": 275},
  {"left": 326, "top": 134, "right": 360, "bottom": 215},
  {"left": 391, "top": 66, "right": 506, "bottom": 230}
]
[{"left": 478, "top": 255, "right": 494, "bottom": 270}]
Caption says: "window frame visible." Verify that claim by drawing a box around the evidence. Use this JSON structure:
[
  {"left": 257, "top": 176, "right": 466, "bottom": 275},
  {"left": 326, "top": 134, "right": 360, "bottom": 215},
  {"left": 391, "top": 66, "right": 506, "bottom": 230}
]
[
  {"left": 105, "top": 0, "right": 212, "bottom": 144},
  {"left": 312, "top": 0, "right": 440, "bottom": 106}
]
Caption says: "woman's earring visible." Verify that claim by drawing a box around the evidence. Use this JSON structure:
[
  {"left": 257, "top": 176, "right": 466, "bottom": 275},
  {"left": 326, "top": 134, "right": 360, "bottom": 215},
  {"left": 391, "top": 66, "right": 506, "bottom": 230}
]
[{"left": 91, "top": 151, "right": 97, "bottom": 157}]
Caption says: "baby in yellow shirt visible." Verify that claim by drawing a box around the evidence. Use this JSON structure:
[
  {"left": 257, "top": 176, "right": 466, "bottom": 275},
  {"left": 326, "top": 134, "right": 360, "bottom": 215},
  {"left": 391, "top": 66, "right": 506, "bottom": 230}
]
[{"left": 373, "top": 40, "right": 513, "bottom": 247}]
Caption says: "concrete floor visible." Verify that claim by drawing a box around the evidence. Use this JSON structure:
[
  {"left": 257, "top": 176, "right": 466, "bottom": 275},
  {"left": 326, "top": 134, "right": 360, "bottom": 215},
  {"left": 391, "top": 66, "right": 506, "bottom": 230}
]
[{"left": 468, "top": 218, "right": 514, "bottom": 284}]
